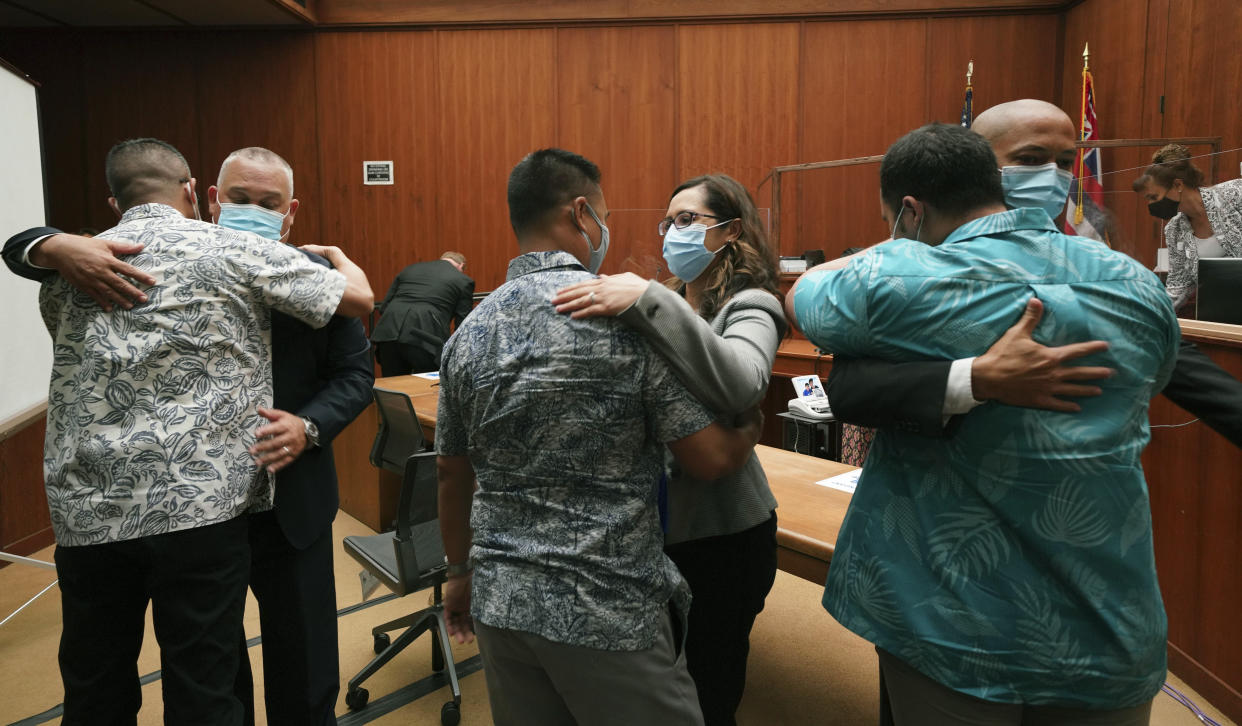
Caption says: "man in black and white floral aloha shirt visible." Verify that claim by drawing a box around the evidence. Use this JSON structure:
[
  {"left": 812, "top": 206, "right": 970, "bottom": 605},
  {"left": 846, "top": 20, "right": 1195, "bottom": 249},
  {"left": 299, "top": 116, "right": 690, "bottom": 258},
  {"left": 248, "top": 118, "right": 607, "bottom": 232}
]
[{"left": 35, "top": 138, "right": 371, "bottom": 725}]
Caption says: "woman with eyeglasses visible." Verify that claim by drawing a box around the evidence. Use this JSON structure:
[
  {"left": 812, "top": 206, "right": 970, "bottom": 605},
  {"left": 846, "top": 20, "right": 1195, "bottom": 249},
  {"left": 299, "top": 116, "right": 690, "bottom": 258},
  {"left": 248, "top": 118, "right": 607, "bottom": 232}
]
[{"left": 552, "top": 174, "right": 785, "bottom": 726}]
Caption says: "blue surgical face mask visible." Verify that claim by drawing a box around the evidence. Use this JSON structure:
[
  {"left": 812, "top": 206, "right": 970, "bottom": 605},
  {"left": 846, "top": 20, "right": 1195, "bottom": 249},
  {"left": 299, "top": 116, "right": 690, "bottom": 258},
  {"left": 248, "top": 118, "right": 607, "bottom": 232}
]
[
  {"left": 662, "top": 219, "right": 732, "bottom": 282},
  {"left": 217, "top": 201, "right": 288, "bottom": 241},
  {"left": 578, "top": 202, "right": 610, "bottom": 274},
  {"left": 890, "top": 205, "right": 922, "bottom": 243},
  {"left": 1001, "top": 163, "right": 1073, "bottom": 219}
]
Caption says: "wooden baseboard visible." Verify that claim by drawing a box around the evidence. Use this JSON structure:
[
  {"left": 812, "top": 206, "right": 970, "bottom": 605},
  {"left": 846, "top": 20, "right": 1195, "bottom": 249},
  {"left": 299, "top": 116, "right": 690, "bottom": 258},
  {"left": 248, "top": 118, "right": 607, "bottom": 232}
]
[
  {"left": 0, "top": 527, "right": 56, "bottom": 570},
  {"left": 1167, "top": 641, "right": 1242, "bottom": 725}
]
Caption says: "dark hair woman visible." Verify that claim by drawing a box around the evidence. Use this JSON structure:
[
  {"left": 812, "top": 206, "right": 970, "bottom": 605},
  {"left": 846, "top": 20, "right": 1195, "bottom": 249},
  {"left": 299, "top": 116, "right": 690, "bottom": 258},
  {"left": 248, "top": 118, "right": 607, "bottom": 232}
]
[
  {"left": 552, "top": 173, "right": 785, "bottom": 725},
  {"left": 1132, "top": 143, "right": 1242, "bottom": 312}
]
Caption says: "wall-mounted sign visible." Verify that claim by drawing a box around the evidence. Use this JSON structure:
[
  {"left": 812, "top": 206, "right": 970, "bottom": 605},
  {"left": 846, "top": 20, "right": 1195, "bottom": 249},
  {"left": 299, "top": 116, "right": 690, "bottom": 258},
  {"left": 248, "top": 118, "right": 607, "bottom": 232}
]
[{"left": 364, "top": 160, "right": 394, "bottom": 185}]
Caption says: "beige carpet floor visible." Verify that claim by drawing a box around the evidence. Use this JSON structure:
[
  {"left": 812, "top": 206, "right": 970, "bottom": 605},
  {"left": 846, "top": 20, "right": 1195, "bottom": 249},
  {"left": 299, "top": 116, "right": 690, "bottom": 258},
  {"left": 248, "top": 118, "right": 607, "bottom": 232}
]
[{"left": 0, "top": 511, "right": 1232, "bottom": 725}]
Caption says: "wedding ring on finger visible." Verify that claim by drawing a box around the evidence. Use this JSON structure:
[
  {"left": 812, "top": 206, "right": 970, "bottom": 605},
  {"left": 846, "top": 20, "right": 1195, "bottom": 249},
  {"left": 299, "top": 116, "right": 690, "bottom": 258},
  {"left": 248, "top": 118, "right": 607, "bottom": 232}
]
[
  {"left": 589, "top": 292, "right": 596, "bottom": 304},
  {"left": 282, "top": 445, "right": 291, "bottom": 455}
]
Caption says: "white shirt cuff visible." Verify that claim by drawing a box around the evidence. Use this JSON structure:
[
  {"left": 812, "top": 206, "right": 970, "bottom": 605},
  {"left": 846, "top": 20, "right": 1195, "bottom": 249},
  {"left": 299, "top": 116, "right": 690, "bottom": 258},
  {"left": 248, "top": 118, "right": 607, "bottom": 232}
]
[
  {"left": 943, "top": 357, "right": 984, "bottom": 416},
  {"left": 22, "top": 233, "right": 56, "bottom": 269}
]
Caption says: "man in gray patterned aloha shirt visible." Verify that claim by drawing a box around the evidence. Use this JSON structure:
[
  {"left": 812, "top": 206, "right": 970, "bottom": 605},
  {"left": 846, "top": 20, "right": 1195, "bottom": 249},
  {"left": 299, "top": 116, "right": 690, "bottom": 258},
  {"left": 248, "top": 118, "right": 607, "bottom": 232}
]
[
  {"left": 436, "top": 149, "right": 763, "bottom": 726},
  {"left": 34, "top": 139, "right": 372, "bottom": 725}
]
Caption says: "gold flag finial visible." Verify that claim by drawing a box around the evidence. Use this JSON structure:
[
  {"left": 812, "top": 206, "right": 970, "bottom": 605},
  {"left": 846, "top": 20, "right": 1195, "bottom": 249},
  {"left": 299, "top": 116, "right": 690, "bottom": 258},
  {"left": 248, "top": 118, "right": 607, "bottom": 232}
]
[
  {"left": 966, "top": 60, "right": 974, "bottom": 86},
  {"left": 1083, "top": 42, "right": 1090, "bottom": 71}
]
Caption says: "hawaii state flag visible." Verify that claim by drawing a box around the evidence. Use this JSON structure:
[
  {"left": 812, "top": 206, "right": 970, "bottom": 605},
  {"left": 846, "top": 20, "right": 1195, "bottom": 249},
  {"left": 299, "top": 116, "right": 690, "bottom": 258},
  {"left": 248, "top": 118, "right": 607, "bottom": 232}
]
[{"left": 1065, "top": 66, "right": 1107, "bottom": 242}]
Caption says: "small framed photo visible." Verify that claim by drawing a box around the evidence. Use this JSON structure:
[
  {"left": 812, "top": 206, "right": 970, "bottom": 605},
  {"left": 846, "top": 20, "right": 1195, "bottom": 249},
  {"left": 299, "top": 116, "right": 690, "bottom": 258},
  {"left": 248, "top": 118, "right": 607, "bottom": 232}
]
[{"left": 791, "top": 374, "right": 827, "bottom": 400}]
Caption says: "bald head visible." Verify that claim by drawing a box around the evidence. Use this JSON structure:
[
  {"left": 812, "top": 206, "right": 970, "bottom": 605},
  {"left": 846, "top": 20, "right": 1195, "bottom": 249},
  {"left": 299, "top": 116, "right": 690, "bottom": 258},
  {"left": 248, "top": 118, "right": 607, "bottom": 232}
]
[
  {"left": 972, "top": 99, "right": 1078, "bottom": 172},
  {"left": 105, "top": 138, "right": 193, "bottom": 212}
]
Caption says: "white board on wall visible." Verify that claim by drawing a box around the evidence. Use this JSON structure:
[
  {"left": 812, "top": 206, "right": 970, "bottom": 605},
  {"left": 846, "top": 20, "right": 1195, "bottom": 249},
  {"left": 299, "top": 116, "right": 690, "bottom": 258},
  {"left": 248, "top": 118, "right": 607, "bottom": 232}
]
[{"left": 0, "top": 59, "right": 50, "bottom": 436}]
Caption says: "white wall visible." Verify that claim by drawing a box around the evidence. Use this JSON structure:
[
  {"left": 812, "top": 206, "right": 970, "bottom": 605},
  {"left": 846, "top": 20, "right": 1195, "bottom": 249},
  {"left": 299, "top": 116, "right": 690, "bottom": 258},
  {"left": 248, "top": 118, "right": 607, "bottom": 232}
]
[{"left": 0, "top": 60, "right": 50, "bottom": 433}]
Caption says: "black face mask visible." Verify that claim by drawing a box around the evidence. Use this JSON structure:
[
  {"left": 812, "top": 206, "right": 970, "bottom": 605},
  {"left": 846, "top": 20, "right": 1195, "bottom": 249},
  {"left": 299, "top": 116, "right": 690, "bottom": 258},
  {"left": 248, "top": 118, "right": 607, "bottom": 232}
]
[{"left": 1148, "top": 195, "right": 1180, "bottom": 220}]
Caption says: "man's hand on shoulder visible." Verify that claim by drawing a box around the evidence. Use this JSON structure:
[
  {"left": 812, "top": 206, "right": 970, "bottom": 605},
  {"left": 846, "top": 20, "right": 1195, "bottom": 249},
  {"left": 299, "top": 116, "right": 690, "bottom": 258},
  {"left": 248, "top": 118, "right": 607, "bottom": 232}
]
[
  {"left": 299, "top": 243, "right": 375, "bottom": 317},
  {"left": 30, "top": 234, "right": 154, "bottom": 312},
  {"left": 972, "top": 297, "right": 1114, "bottom": 412},
  {"left": 298, "top": 243, "right": 344, "bottom": 264}
]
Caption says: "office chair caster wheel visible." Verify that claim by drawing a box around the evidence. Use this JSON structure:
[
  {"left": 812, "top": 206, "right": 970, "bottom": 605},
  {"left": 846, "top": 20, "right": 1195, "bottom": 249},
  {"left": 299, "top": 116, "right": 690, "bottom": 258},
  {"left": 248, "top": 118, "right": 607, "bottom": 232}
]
[
  {"left": 373, "top": 632, "right": 391, "bottom": 654},
  {"left": 345, "top": 686, "right": 369, "bottom": 711},
  {"left": 440, "top": 701, "right": 461, "bottom": 726}
]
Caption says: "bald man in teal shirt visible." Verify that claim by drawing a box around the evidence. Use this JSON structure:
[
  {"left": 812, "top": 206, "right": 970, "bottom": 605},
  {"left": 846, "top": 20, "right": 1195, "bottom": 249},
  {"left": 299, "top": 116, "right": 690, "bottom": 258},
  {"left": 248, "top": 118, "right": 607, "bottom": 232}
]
[{"left": 790, "top": 124, "right": 1178, "bottom": 725}]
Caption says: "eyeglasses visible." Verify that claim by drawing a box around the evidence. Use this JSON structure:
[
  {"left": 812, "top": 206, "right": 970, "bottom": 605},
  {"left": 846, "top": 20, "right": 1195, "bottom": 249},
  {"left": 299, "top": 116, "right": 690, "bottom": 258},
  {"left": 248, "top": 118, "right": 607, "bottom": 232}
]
[{"left": 658, "top": 211, "right": 724, "bottom": 236}]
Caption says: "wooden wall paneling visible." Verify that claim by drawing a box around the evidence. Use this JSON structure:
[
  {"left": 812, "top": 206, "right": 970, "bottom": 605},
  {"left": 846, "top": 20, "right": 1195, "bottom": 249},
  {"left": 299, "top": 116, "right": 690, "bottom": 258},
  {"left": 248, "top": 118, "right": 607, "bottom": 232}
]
[
  {"left": 1193, "top": 425, "right": 1242, "bottom": 708},
  {"left": 1142, "top": 339, "right": 1242, "bottom": 724},
  {"left": 676, "top": 22, "right": 800, "bottom": 245},
  {"left": 555, "top": 25, "right": 677, "bottom": 277},
  {"left": 314, "top": 30, "right": 442, "bottom": 301},
  {"left": 1162, "top": 0, "right": 1242, "bottom": 183},
  {"left": 795, "top": 19, "right": 927, "bottom": 261},
  {"left": 0, "top": 32, "right": 89, "bottom": 232},
  {"left": 1142, "top": 394, "right": 1206, "bottom": 657},
  {"left": 0, "top": 417, "right": 52, "bottom": 561},
  {"left": 1059, "top": 0, "right": 1157, "bottom": 267},
  {"left": 925, "top": 15, "right": 1060, "bottom": 122},
  {"left": 434, "top": 28, "right": 558, "bottom": 292},
  {"left": 195, "top": 32, "right": 322, "bottom": 245},
  {"left": 77, "top": 32, "right": 203, "bottom": 230}
]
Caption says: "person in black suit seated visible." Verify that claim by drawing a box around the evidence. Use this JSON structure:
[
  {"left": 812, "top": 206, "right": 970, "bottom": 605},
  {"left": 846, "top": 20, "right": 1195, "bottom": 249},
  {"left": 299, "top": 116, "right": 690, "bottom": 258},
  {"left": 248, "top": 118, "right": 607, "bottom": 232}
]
[
  {"left": 822, "top": 99, "right": 1242, "bottom": 452},
  {"left": 3, "top": 146, "right": 375, "bottom": 726},
  {"left": 371, "top": 252, "right": 475, "bottom": 376}
]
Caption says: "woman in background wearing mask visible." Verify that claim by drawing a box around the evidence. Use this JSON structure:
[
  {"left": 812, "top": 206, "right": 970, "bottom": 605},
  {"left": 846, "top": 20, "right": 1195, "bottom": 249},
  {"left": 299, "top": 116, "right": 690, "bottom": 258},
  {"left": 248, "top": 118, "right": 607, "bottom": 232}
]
[
  {"left": 1133, "top": 143, "right": 1242, "bottom": 312},
  {"left": 552, "top": 174, "right": 785, "bottom": 726}
]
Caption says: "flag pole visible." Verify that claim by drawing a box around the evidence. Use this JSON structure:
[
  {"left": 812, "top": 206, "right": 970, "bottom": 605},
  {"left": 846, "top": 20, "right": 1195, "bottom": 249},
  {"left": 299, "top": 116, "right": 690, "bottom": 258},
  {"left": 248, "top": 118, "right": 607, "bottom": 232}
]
[{"left": 1074, "top": 43, "right": 1089, "bottom": 226}]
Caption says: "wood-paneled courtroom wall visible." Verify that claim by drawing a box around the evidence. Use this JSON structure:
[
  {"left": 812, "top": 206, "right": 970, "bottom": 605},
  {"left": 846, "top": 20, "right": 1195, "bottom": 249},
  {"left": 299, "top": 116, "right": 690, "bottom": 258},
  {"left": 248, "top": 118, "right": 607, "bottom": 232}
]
[{"left": 3, "top": 0, "right": 1242, "bottom": 719}]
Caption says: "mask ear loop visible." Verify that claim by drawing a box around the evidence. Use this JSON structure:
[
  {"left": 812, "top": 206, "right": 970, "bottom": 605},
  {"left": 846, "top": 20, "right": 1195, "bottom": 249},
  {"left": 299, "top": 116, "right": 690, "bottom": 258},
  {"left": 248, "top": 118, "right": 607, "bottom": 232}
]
[
  {"left": 186, "top": 182, "right": 202, "bottom": 222},
  {"left": 890, "top": 206, "right": 906, "bottom": 240}
]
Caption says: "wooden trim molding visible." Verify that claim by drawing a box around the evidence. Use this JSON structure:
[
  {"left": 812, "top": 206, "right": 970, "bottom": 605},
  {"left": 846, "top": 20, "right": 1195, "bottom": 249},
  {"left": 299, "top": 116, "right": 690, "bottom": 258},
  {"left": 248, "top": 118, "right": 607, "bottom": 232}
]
[
  {"left": 1167, "top": 642, "right": 1242, "bottom": 725},
  {"left": 267, "top": 0, "right": 317, "bottom": 24},
  {"left": 1179, "top": 319, "right": 1242, "bottom": 348},
  {"left": 0, "top": 401, "right": 46, "bottom": 444},
  {"left": 314, "top": 0, "right": 1071, "bottom": 27}
]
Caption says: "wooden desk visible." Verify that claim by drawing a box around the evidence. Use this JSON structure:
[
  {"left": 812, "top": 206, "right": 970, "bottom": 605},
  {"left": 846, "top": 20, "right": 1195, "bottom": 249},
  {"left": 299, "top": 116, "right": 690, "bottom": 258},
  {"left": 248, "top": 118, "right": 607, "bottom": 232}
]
[
  {"left": 374, "top": 375, "right": 439, "bottom": 435},
  {"left": 754, "top": 446, "right": 855, "bottom": 585},
  {"left": 1142, "top": 319, "right": 1242, "bottom": 722},
  {"left": 341, "top": 376, "right": 858, "bottom": 586}
]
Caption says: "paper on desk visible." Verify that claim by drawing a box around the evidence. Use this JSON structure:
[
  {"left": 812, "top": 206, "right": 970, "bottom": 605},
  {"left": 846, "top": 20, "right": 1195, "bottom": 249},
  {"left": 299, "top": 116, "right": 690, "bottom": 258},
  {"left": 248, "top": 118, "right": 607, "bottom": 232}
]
[
  {"left": 413, "top": 371, "right": 440, "bottom": 380},
  {"left": 815, "top": 469, "right": 860, "bottom": 494}
]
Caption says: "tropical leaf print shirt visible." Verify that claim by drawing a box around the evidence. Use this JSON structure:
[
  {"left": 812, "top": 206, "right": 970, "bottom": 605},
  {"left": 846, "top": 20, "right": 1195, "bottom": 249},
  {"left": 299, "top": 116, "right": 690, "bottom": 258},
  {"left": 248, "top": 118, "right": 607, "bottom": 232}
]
[
  {"left": 39, "top": 204, "right": 345, "bottom": 547},
  {"left": 793, "top": 208, "right": 1180, "bottom": 707},
  {"left": 436, "top": 251, "right": 714, "bottom": 651}
]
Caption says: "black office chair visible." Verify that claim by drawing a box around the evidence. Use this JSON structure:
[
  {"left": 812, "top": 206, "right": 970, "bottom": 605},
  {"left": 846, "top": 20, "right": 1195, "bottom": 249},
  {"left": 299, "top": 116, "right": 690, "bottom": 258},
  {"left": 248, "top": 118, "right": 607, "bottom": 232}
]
[
  {"left": 342, "top": 449, "right": 463, "bottom": 725},
  {"left": 371, "top": 387, "right": 428, "bottom": 476}
]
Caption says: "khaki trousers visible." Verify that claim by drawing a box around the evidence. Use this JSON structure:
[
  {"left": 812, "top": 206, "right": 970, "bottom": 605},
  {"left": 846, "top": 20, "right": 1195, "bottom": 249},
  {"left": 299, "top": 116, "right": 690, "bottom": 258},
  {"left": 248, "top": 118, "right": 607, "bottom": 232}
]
[{"left": 476, "top": 608, "right": 703, "bottom": 726}]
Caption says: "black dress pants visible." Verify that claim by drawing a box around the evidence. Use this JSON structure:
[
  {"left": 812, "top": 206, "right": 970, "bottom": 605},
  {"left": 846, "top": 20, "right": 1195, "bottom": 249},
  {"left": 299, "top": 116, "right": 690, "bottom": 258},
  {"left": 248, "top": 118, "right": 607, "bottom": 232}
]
[
  {"left": 375, "top": 341, "right": 437, "bottom": 378},
  {"left": 237, "top": 511, "right": 340, "bottom": 726},
  {"left": 665, "top": 512, "right": 778, "bottom": 726},
  {"left": 54, "top": 516, "right": 251, "bottom": 726}
]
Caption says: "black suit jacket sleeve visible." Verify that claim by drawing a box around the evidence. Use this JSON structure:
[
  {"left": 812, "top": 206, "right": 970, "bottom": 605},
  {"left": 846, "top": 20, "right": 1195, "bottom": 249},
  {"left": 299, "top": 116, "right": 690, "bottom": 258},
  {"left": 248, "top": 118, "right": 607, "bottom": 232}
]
[
  {"left": 453, "top": 277, "right": 475, "bottom": 328},
  {"left": 3, "top": 226, "right": 62, "bottom": 282},
  {"left": 827, "top": 357, "right": 953, "bottom": 437},
  {"left": 1161, "top": 340, "right": 1242, "bottom": 449},
  {"left": 296, "top": 314, "right": 374, "bottom": 445}
]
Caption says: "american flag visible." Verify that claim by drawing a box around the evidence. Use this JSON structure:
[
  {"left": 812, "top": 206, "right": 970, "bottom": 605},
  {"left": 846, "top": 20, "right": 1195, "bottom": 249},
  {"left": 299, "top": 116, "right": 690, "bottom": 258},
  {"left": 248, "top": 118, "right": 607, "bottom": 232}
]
[
  {"left": 1065, "top": 61, "right": 1108, "bottom": 242},
  {"left": 960, "top": 85, "right": 973, "bottom": 128}
]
